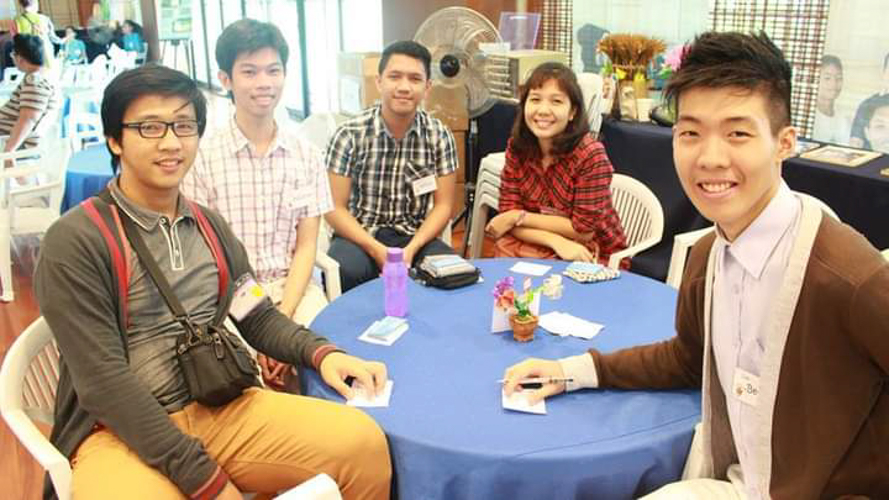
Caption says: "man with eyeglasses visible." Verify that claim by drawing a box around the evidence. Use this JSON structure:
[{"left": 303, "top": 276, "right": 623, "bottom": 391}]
[
  {"left": 182, "top": 19, "right": 332, "bottom": 390},
  {"left": 34, "top": 63, "right": 392, "bottom": 500},
  {"left": 0, "top": 34, "right": 59, "bottom": 162}
]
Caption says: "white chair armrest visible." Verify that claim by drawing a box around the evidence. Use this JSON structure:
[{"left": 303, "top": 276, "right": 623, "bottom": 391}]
[
  {"left": 314, "top": 252, "right": 341, "bottom": 301},
  {"left": 665, "top": 226, "right": 715, "bottom": 289},
  {"left": 606, "top": 233, "right": 660, "bottom": 269},
  {"left": 2, "top": 409, "right": 72, "bottom": 495}
]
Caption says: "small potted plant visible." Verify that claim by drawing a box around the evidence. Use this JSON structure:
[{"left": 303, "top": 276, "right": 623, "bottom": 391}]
[{"left": 492, "top": 276, "right": 542, "bottom": 342}]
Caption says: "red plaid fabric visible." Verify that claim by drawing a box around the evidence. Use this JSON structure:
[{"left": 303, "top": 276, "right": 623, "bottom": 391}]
[{"left": 499, "top": 134, "right": 628, "bottom": 264}]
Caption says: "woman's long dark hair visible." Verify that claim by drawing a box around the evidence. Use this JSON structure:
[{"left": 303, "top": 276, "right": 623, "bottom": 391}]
[{"left": 510, "top": 62, "right": 590, "bottom": 161}]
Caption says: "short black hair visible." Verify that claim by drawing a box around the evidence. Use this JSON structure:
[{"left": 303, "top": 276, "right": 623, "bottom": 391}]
[
  {"left": 510, "top": 62, "right": 589, "bottom": 160},
  {"left": 102, "top": 64, "right": 207, "bottom": 173},
  {"left": 665, "top": 31, "right": 792, "bottom": 134},
  {"left": 13, "top": 34, "right": 44, "bottom": 66},
  {"left": 379, "top": 40, "right": 431, "bottom": 80},
  {"left": 123, "top": 20, "right": 143, "bottom": 35},
  {"left": 822, "top": 54, "right": 842, "bottom": 71},
  {"left": 215, "top": 19, "right": 289, "bottom": 76},
  {"left": 861, "top": 93, "right": 889, "bottom": 129}
]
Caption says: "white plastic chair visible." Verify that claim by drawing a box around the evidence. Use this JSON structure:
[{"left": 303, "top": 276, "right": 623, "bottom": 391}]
[
  {"left": 0, "top": 131, "right": 71, "bottom": 302},
  {"left": 607, "top": 173, "right": 665, "bottom": 269},
  {"left": 467, "top": 152, "right": 506, "bottom": 258},
  {"left": 664, "top": 192, "right": 840, "bottom": 289},
  {"left": 577, "top": 72, "right": 605, "bottom": 135},
  {"left": 0, "top": 317, "right": 72, "bottom": 500},
  {"left": 2, "top": 67, "right": 23, "bottom": 85},
  {"left": 66, "top": 111, "right": 103, "bottom": 152},
  {"left": 1, "top": 318, "right": 342, "bottom": 500},
  {"left": 277, "top": 473, "right": 343, "bottom": 499}
]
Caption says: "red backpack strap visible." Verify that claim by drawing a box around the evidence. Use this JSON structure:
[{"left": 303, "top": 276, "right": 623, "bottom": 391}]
[
  {"left": 82, "top": 198, "right": 130, "bottom": 327},
  {"left": 188, "top": 201, "right": 229, "bottom": 298}
]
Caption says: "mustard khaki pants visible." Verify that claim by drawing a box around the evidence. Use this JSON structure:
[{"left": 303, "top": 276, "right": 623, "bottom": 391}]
[{"left": 70, "top": 388, "right": 392, "bottom": 500}]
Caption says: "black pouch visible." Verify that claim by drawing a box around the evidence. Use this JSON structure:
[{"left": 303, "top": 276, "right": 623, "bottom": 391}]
[
  {"left": 412, "top": 266, "right": 481, "bottom": 289},
  {"left": 176, "top": 322, "right": 260, "bottom": 407}
]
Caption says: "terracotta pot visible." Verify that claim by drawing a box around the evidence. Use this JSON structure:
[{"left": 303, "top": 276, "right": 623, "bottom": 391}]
[{"left": 509, "top": 314, "right": 539, "bottom": 342}]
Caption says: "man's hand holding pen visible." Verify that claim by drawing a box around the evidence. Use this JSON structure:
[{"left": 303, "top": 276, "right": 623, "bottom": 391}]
[{"left": 502, "top": 358, "right": 570, "bottom": 405}]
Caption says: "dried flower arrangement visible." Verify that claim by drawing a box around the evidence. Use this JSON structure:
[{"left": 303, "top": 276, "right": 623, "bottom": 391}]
[{"left": 598, "top": 34, "right": 666, "bottom": 81}]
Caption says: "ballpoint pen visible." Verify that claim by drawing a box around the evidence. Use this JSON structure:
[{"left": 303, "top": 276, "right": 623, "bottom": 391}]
[{"left": 497, "top": 377, "right": 575, "bottom": 389}]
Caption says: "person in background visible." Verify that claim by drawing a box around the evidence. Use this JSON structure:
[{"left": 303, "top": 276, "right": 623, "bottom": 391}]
[
  {"left": 849, "top": 51, "right": 889, "bottom": 148},
  {"left": 13, "top": 0, "right": 60, "bottom": 69},
  {"left": 502, "top": 31, "right": 888, "bottom": 499},
  {"left": 485, "top": 62, "right": 628, "bottom": 267},
  {"left": 35, "top": 63, "right": 391, "bottom": 500},
  {"left": 811, "top": 55, "right": 851, "bottom": 144},
  {"left": 325, "top": 40, "right": 458, "bottom": 292},
  {"left": 119, "top": 20, "right": 144, "bottom": 54},
  {"left": 182, "top": 19, "right": 332, "bottom": 390},
  {"left": 61, "top": 26, "right": 87, "bottom": 65},
  {"left": 860, "top": 93, "right": 889, "bottom": 153},
  {"left": 0, "top": 34, "right": 59, "bottom": 157}
]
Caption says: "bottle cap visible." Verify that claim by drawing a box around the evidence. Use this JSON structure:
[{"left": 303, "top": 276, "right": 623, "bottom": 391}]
[{"left": 386, "top": 247, "right": 404, "bottom": 263}]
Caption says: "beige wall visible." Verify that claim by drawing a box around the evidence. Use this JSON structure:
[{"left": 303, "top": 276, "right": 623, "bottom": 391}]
[{"left": 381, "top": 0, "right": 467, "bottom": 44}]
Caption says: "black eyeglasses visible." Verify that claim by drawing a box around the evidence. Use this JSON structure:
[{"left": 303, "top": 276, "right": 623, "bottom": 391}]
[{"left": 121, "top": 120, "right": 201, "bottom": 138}]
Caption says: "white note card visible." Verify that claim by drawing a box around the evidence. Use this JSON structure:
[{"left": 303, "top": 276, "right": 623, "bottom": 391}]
[
  {"left": 538, "top": 311, "right": 604, "bottom": 340},
  {"left": 509, "top": 261, "right": 552, "bottom": 276},
  {"left": 501, "top": 388, "right": 547, "bottom": 414},
  {"left": 358, "top": 317, "right": 408, "bottom": 346},
  {"left": 348, "top": 380, "right": 393, "bottom": 407}
]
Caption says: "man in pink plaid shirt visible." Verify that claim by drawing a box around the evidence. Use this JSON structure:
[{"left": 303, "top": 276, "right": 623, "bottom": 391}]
[{"left": 182, "top": 19, "right": 332, "bottom": 389}]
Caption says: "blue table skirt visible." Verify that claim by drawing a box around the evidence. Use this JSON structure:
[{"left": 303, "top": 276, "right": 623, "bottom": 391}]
[
  {"left": 304, "top": 258, "right": 701, "bottom": 500},
  {"left": 62, "top": 145, "right": 113, "bottom": 212}
]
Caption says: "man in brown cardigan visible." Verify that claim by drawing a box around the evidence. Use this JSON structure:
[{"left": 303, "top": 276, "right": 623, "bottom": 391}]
[{"left": 502, "top": 31, "right": 889, "bottom": 499}]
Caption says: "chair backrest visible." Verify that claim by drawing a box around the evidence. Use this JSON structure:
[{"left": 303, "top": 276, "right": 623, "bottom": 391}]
[
  {"left": 577, "top": 72, "right": 604, "bottom": 134},
  {"left": 3, "top": 67, "right": 22, "bottom": 85},
  {"left": 609, "top": 173, "right": 665, "bottom": 249},
  {"left": 0, "top": 317, "right": 72, "bottom": 499},
  {"left": 298, "top": 113, "right": 346, "bottom": 154},
  {"left": 67, "top": 111, "right": 104, "bottom": 152}
]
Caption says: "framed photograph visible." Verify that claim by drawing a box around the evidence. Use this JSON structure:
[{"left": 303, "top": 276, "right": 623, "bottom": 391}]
[
  {"left": 800, "top": 145, "right": 882, "bottom": 168},
  {"left": 794, "top": 138, "right": 822, "bottom": 156}
]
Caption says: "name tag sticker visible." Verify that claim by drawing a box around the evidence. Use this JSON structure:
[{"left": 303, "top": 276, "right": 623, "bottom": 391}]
[
  {"left": 733, "top": 367, "right": 760, "bottom": 407},
  {"left": 230, "top": 274, "right": 266, "bottom": 321},
  {"left": 411, "top": 175, "right": 437, "bottom": 197}
]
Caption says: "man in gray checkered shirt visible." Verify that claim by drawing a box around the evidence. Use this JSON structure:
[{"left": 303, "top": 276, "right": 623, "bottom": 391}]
[{"left": 325, "top": 40, "right": 459, "bottom": 292}]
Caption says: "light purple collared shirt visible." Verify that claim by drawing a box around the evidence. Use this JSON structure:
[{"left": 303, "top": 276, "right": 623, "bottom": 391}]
[{"left": 711, "top": 182, "right": 801, "bottom": 499}]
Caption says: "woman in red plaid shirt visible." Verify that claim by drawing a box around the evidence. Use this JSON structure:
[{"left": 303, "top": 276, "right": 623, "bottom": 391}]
[{"left": 485, "top": 62, "right": 629, "bottom": 268}]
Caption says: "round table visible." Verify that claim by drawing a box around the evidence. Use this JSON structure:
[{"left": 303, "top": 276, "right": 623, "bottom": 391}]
[
  {"left": 304, "top": 258, "right": 701, "bottom": 499},
  {"left": 61, "top": 145, "right": 113, "bottom": 212}
]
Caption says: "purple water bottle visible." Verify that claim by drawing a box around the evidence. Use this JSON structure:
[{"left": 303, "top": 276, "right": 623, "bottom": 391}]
[{"left": 383, "top": 248, "right": 408, "bottom": 317}]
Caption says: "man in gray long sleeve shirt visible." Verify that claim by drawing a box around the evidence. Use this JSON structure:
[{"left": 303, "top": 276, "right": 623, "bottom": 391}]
[{"left": 34, "top": 64, "right": 392, "bottom": 500}]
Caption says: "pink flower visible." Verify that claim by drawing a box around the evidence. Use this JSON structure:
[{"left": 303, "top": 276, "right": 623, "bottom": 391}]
[{"left": 664, "top": 44, "right": 688, "bottom": 72}]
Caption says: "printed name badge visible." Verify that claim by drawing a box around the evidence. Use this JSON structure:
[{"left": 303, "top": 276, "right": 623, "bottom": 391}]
[
  {"left": 411, "top": 175, "right": 437, "bottom": 197},
  {"left": 732, "top": 367, "right": 760, "bottom": 407},
  {"left": 230, "top": 274, "right": 267, "bottom": 321}
]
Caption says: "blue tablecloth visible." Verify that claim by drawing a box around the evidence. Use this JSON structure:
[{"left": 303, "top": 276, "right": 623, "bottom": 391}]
[
  {"left": 304, "top": 258, "right": 701, "bottom": 500},
  {"left": 62, "top": 145, "right": 113, "bottom": 212}
]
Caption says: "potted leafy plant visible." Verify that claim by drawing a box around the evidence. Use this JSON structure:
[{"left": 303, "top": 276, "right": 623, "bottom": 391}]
[{"left": 492, "top": 276, "right": 542, "bottom": 342}]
